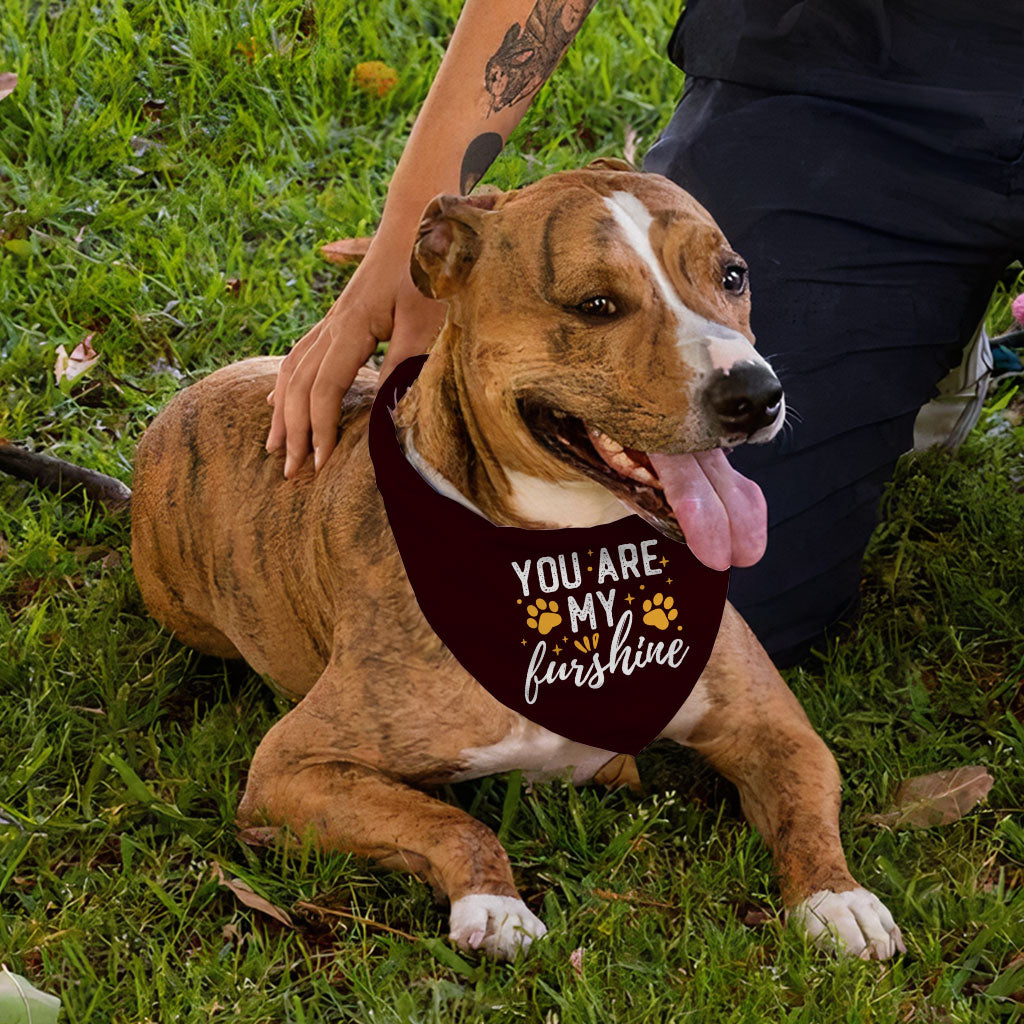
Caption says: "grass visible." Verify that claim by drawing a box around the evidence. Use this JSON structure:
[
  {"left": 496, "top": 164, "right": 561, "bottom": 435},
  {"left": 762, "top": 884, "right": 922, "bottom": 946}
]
[{"left": 0, "top": 0, "right": 1022, "bottom": 1020}]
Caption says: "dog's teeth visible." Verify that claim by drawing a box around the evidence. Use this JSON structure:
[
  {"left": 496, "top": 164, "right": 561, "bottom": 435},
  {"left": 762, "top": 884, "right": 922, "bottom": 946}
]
[{"left": 588, "top": 427, "right": 623, "bottom": 457}]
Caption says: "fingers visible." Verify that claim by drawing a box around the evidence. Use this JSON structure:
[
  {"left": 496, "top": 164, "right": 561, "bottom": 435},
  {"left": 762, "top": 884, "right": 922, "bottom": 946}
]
[
  {"left": 266, "top": 323, "right": 320, "bottom": 454},
  {"left": 267, "top": 261, "right": 442, "bottom": 477},
  {"left": 309, "top": 328, "right": 379, "bottom": 471}
]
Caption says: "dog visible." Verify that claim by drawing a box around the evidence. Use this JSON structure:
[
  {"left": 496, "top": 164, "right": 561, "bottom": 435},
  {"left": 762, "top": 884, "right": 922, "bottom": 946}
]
[{"left": 101, "top": 163, "right": 903, "bottom": 960}]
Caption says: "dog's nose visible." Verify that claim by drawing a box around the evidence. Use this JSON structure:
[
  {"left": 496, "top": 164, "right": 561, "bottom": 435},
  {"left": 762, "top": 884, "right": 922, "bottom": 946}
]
[{"left": 704, "top": 363, "right": 783, "bottom": 438}]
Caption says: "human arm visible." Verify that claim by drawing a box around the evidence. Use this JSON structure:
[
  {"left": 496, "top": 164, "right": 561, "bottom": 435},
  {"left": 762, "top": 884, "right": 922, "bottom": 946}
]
[{"left": 266, "top": 0, "right": 597, "bottom": 476}]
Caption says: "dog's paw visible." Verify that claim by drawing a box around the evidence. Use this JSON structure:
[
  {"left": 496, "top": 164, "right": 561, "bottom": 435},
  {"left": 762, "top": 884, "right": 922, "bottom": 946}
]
[
  {"left": 449, "top": 894, "right": 547, "bottom": 960},
  {"left": 788, "top": 887, "right": 905, "bottom": 960}
]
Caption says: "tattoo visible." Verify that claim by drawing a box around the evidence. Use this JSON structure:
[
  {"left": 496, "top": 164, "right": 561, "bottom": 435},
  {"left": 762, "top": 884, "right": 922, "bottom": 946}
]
[
  {"left": 484, "top": 0, "right": 596, "bottom": 113},
  {"left": 460, "top": 132, "right": 504, "bottom": 193}
]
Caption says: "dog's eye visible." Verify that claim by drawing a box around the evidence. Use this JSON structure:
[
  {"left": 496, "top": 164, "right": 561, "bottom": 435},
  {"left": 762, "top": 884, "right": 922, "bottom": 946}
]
[
  {"left": 722, "top": 264, "right": 748, "bottom": 295},
  {"left": 575, "top": 296, "right": 617, "bottom": 317}
]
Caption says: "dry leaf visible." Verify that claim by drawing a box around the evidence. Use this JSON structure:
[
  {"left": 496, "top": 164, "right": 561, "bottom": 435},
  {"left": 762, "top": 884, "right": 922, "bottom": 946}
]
[
  {"left": 224, "top": 277, "right": 242, "bottom": 295},
  {"left": 140, "top": 97, "right": 166, "bottom": 121},
  {"left": 624, "top": 124, "right": 638, "bottom": 167},
  {"left": 54, "top": 333, "right": 100, "bottom": 385},
  {"left": 236, "top": 825, "right": 282, "bottom": 848},
  {"left": 213, "top": 863, "right": 294, "bottom": 928},
  {"left": 741, "top": 907, "right": 771, "bottom": 928},
  {"left": 0, "top": 534, "right": 8, "bottom": 560},
  {"left": 101, "top": 550, "right": 123, "bottom": 569},
  {"left": 0, "top": 73, "right": 16, "bottom": 102},
  {"left": 320, "top": 237, "right": 373, "bottom": 266},
  {"left": 236, "top": 36, "right": 259, "bottom": 62},
  {"left": 353, "top": 61, "right": 398, "bottom": 97},
  {"left": 867, "top": 766, "right": 994, "bottom": 829},
  {"left": 570, "top": 947, "right": 584, "bottom": 977}
]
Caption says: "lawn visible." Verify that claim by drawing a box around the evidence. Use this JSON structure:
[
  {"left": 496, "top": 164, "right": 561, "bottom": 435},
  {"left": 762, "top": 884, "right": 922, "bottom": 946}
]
[{"left": 0, "top": 1, "right": 1022, "bottom": 1021}]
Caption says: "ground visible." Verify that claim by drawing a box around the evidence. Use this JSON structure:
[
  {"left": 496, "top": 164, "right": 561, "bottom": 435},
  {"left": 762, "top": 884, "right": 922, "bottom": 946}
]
[{"left": 0, "top": 1, "right": 1022, "bottom": 1021}]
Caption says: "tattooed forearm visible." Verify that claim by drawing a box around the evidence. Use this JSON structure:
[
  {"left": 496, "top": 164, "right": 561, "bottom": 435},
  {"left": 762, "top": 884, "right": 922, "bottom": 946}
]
[
  {"left": 484, "top": 0, "right": 596, "bottom": 114},
  {"left": 460, "top": 132, "right": 504, "bottom": 193}
]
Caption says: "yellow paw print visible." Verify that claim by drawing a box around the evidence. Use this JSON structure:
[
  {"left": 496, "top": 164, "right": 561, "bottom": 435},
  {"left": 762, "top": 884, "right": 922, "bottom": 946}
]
[
  {"left": 642, "top": 592, "right": 678, "bottom": 631},
  {"left": 526, "top": 598, "right": 562, "bottom": 636},
  {"left": 573, "top": 632, "right": 599, "bottom": 653}
]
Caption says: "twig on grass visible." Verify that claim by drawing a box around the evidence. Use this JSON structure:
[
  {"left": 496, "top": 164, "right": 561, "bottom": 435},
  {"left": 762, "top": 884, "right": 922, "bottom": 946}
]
[
  {"left": 588, "top": 888, "right": 677, "bottom": 911},
  {"left": 294, "top": 900, "right": 421, "bottom": 943}
]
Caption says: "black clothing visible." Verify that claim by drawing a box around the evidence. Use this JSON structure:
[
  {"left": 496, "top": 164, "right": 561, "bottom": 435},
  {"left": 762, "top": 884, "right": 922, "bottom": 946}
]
[
  {"left": 646, "top": 6, "right": 1024, "bottom": 662},
  {"left": 670, "top": 1, "right": 1024, "bottom": 119}
]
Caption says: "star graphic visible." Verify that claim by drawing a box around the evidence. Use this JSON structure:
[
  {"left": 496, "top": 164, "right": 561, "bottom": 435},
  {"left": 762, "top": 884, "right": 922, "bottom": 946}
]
[
  {"left": 561, "top": 635, "right": 568, "bottom": 643},
  {"left": 553, "top": 644, "right": 562, "bottom": 655},
  {"left": 587, "top": 549, "right": 593, "bottom": 556},
  {"left": 659, "top": 555, "right": 669, "bottom": 567},
  {"left": 521, "top": 638, "right": 527, "bottom": 645},
  {"left": 667, "top": 577, "right": 673, "bottom": 584},
  {"left": 624, "top": 593, "right": 635, "bottom": 605}
]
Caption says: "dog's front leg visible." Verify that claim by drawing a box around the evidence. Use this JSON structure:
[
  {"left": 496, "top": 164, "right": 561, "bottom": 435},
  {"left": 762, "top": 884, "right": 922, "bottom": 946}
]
[
  {"left": 237, "top": 669, "right": 546, "bottom": 961},
  {"left": 662, "top": 605, "right": 904, "bottom": 959}
]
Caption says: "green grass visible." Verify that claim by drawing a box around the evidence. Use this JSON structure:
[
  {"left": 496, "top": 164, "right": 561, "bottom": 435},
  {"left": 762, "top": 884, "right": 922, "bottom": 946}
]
[{"left": 1, "top": 1, "right": 1023, "bottom": 1021}]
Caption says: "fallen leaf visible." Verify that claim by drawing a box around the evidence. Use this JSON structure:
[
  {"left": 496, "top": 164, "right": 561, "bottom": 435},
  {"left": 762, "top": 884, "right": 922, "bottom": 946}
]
[
  {"left": 54, "top": 333, "right": 100, "bottom": 386},
  {"left": 236, "top": 36, "right": 259, "bottom": 62},
  {"left": 101, "top": 550, "right": 122, "bottom": 569},
  {"left": 0, "top": 966, "right": 61, "bottom": 1024},
  {"left": 570, "top": 947, "right": 584, "bottom": 977},
  {"left": 74, "top": 544, "right": 108, "bottom": 564},
  {"left": 129, "top": 135, "right": 162, "bottom": 156},
  {"left": 237, "top": 824, "right": 282, "bottom": 848},
  {"left": 213, "top": 863, "right": 294, "bottom": 928},
  {"left": 151, "top": 357, "right": 183, "bottom": 380},
  {"left": 320, "top": 237, "right": 373, "bottom": 266},
  {"left": 867, "top": 766, "right": 994, "bottom": 829},
  {"left": 353, "top": 61, "right": 398, "bottom": 97},
  {"left": 224, "top": 277, "right": 242, "bottom": 295},
  {"left": 624, "top": 124, "right": 638, "bottom": 167},
  {"left": 741, "top": 906, "right": 771, "bottom": 928},
  {"left": 0, "top": 73, "right": 16, "bottom": 102},
  {"left": 140, "top": 97, "right": 166, "bottom": 121},
  {"left": 0, "top": 534, "right": 8, "bottom": 560}
]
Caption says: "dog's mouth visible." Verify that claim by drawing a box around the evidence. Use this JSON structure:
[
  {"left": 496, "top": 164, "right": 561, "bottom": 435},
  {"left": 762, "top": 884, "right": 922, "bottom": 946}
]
[{"left": 518, "top": 400, "right": 767, "bottom": 570}]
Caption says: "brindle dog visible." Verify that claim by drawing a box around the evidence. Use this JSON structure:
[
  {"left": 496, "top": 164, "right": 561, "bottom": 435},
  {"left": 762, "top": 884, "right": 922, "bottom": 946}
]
[{"left": 126, "top": 165, "right": 903, "bottom": 960}]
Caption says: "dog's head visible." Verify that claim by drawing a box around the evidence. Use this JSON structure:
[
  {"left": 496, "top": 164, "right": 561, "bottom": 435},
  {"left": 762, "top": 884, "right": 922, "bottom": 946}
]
[{"left": 409, "top": 163, "right": 785, "bottom": 569}]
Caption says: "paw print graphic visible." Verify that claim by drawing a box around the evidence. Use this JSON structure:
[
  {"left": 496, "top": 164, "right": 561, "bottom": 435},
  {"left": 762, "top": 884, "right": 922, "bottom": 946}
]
[
  {"left": 573, "top": 632, "right": 599, "bottom": 653},
  {"left": 642, "top": 592, "right": 678, "bottom": 631},
  {"left": 526, "top": 598, "right": 562, "bottom": 635}
]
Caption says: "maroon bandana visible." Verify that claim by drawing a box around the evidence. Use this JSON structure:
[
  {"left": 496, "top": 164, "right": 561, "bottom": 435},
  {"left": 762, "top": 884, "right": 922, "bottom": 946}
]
[{"left": 369, "top": 357, "right": 729, "bottom": 755}]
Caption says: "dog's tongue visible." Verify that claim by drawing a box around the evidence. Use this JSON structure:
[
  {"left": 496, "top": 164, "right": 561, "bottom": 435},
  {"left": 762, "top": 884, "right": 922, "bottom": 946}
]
[{"left": 648, "top": 450, "right": 767, "bottom": 571}]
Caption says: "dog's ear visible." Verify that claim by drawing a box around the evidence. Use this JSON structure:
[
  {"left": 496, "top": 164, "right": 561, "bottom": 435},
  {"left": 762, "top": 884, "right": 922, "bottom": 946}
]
[
  {"left": 411, "top": 193, "right": 502, "bottom": 299},
  {"left": 585, "top": 157, "right": 635, "bottom": 173}
]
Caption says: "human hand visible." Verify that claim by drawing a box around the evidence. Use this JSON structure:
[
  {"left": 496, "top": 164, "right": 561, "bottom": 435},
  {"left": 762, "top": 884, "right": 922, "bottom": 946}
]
[{"left": 266, "top": 245, "right": 447, "bottom": 477}]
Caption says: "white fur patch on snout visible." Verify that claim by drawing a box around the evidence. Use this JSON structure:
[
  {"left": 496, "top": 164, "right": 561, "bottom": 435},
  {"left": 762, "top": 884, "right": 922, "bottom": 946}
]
[
  {"left": 788, "top": 887, "right": 904, "bottom": 960},
  {"left": 603, "top": 191, "right": 771, "bottom": 380},
  {"left": 449, "top": 894, "right": 548, "bottom": 960}
]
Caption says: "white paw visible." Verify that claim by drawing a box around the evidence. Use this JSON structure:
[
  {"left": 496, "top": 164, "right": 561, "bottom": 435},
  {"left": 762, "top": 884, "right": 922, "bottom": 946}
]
[
  {"left": 788, "top": 887, "right": 905, "bottom": 960},
  {"left": 449, "top": 894, "right": 547, "bottom": 960}
]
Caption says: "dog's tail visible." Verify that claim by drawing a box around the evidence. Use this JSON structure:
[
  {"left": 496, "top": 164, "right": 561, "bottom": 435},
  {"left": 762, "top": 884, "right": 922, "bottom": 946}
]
[{"left": 0, "top": 441, "right": 131, "bottom": 511}]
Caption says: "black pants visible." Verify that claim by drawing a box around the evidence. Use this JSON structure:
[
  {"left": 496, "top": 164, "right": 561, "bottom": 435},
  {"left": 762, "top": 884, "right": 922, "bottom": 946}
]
[{"left": 644, "top": 77, "right": 1024, "bottom": 664}]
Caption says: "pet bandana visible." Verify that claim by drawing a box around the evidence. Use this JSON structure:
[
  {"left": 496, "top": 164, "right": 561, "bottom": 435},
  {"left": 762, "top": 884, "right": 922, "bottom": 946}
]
[{"left": 369, "top": 357, "right": 729, "bottom": 755}]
